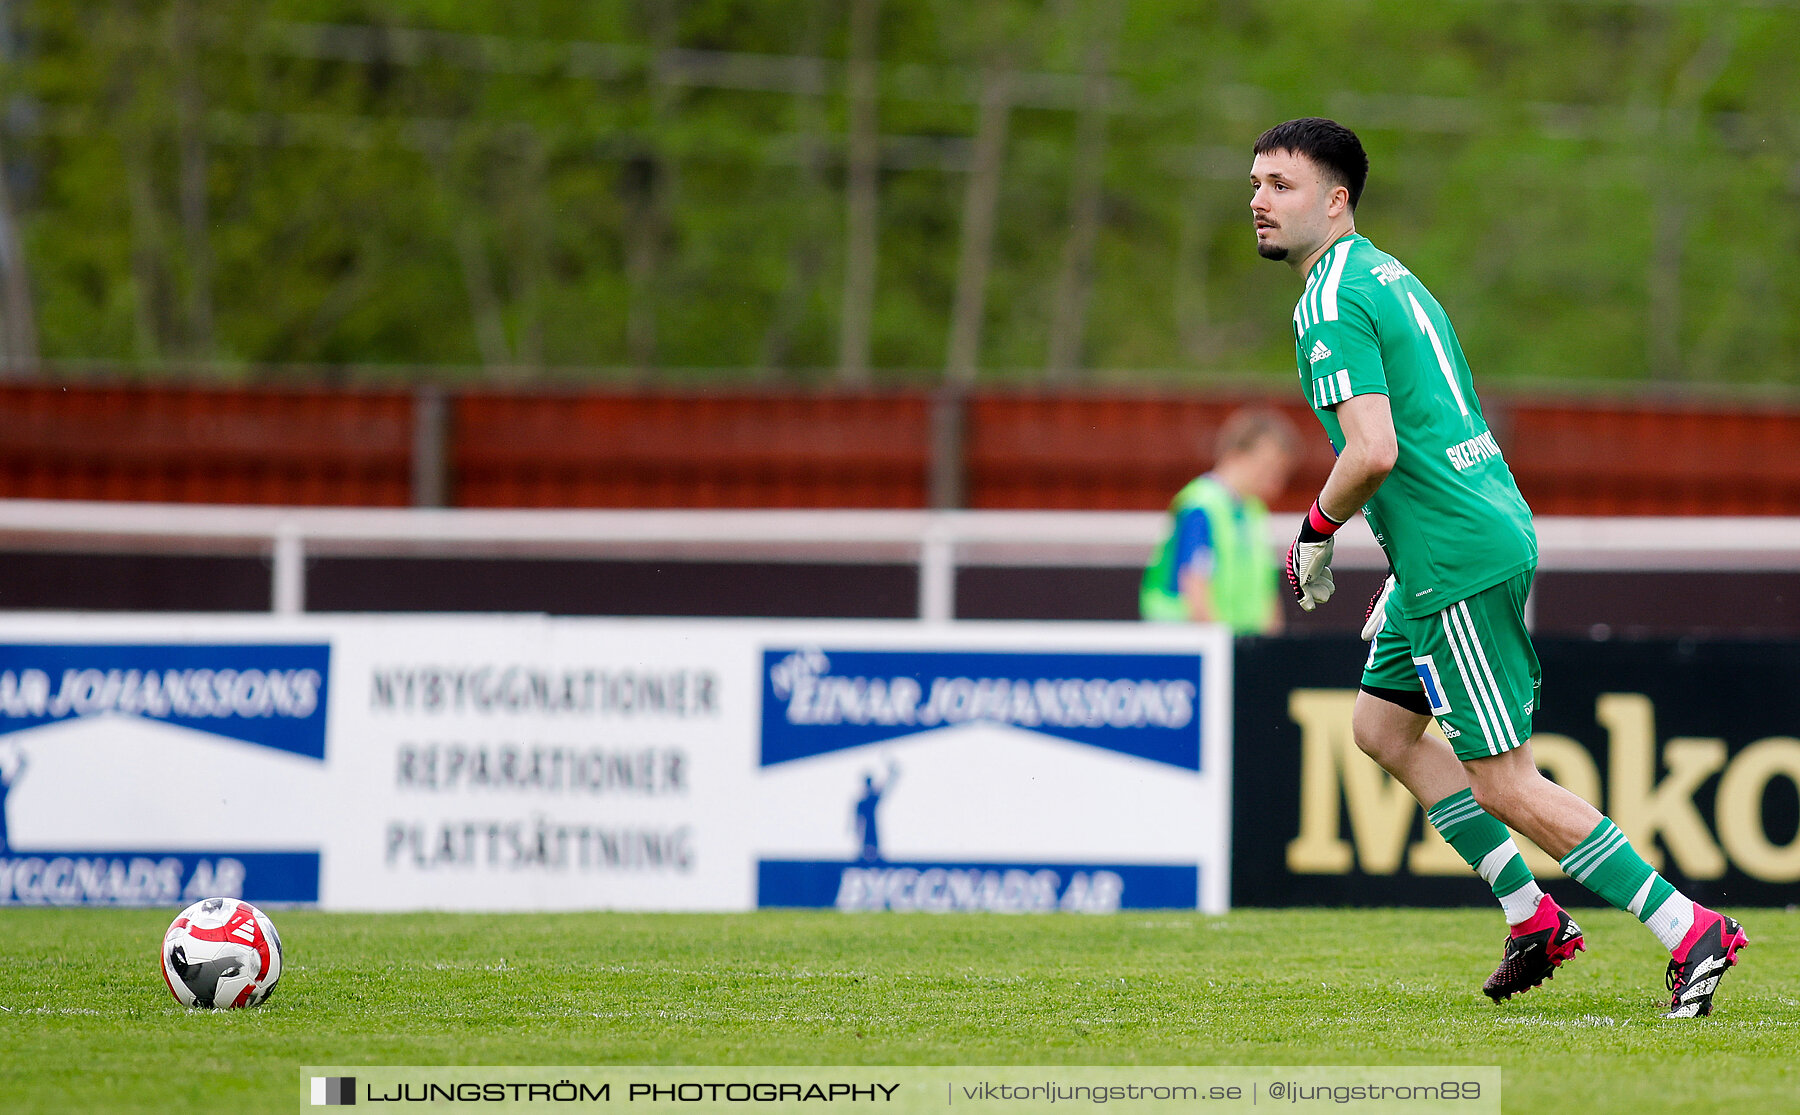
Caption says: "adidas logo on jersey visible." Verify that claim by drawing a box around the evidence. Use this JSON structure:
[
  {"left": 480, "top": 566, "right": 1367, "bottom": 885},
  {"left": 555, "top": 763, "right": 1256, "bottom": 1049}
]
[{"left": 1307, "top": 340, "right": 1332, "bottom": 365}]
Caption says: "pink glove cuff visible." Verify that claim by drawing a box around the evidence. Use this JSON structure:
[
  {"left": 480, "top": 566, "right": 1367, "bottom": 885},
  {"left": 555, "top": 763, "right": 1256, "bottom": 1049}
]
[{"left": 1306, "top": 501, "right": 1345, "bottom": 538}]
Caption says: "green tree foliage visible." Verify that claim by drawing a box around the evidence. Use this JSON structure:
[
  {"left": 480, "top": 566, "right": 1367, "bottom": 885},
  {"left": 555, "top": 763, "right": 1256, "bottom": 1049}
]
[{"left": 5, "top": 0, "right": 1800, "bottom": 386}]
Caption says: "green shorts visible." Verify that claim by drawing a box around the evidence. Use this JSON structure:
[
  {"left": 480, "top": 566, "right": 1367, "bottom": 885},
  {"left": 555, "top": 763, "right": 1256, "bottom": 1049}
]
[{"left": 1362, "top": 570, "right": 1541, "bottom": 761}]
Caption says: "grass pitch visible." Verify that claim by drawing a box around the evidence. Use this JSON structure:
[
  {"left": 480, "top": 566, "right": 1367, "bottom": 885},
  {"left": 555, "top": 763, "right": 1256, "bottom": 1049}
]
[{"left": 1, "top": 907, "right": 1793, "bottom": 1114}]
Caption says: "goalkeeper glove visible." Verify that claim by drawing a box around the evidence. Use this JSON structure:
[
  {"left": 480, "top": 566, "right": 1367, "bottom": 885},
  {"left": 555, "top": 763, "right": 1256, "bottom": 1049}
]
[
  {"left": 1360, "top": 573, "right": 1395, "bottom": 640},
  {"left": 1285, "top": 500, "right": 1342, "bottom": 612}
]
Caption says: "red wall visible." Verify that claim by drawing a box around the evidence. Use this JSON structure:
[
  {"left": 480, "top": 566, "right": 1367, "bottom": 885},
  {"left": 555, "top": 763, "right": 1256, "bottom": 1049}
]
[
  {"left": 1503, "top": 399, "right": 1800, "bottom": 516},
  {"left": 963, "top": 392, "right": 1332, "bottom": 511},
  {"left": 0, "top": 385, "right": 413, "bottom": 506},
  {"left": 3, "top": 383, "right": 1800, "bottom": 515},
  {"left": 453, "top": 391, "right": 932, "bottom": 509}
]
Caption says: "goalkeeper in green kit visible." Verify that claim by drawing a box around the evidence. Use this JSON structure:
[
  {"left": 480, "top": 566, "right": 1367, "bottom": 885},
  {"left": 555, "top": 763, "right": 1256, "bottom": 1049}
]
[{"left": 1249, "top": 117, "right": 1747, "bottom": 1016}]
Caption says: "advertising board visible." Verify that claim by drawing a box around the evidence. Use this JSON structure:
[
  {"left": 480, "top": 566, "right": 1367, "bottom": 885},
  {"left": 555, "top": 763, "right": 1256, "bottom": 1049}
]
[
  {"left": 0, "top": 616, "right": 1230, "bottom": 913},
  {"left": 1233, "top": 635, "right": 1800, "bottom": 907},
  {"left": 753, "top": 626, "right": 1233, "bottom": 913}
]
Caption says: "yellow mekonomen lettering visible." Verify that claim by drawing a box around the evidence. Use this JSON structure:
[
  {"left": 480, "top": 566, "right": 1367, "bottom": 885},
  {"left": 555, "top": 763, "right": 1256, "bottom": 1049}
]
[
  {"left": 1287, "top": 690, "right": 1409, "bottom": 874},
  {"left": 1597, "top": 694, "right": 1726, "bottom": 879},
  {"left": 1286, "top": 687, "right": 1789, "bottom": 884},
  {"left": 1714, "top": 736, "right": 1800, "bottom": 882},
  {"left": 1286, "top": 689, "right": 1519, "bottom": 876}
]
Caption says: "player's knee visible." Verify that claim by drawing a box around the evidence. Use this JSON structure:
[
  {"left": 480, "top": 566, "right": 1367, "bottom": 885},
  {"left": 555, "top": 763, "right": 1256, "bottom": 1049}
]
[
  {"left": 1350, "top": 721, "right": 1383, "bottom": 759},
  {"left": 1351, "top": 721, "right": 1404, "bottom": 766},
  {"left": 1466, "top": 763, "right": 1533, "bottom": 822},
  {"left": 1467, "top": 778, "right": 1510, "bottom": 818}
]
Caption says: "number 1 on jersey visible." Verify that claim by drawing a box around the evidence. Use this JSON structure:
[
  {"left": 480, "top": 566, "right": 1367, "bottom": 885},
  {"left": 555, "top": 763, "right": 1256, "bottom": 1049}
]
[{"left": 1407, "top": 291, "right": 1470, "bottom": 417}]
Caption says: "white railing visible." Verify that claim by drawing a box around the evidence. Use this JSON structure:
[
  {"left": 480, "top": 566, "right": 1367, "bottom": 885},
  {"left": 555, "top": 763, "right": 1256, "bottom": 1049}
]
[{"left": 0, "top": 500, "right": 1795, "bottom": 621}]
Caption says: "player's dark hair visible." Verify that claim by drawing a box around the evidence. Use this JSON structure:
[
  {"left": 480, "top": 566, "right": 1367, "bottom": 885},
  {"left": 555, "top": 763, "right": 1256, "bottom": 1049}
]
[{"left": 1253, "top": 118, "right": 1369, "bottom": 210}]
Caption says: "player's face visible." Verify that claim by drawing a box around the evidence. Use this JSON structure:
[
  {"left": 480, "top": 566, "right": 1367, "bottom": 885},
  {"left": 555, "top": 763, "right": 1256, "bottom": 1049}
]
[
  {"left": 1249, "top": 150, "right": 1337, "bottom": 263},
  {"left": 1238, "top": 436, "right": 1296, "bottom": 504}
]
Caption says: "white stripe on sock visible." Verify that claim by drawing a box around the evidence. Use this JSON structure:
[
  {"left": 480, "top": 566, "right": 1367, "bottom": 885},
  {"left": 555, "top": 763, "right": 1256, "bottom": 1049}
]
[
  {"left": 1627, "top": 874, "right": 1657, "bottom": 918},
  {"left": 1428, "top": 797, "right": 1484, "bottom": 830},
  {"left": 1430, "top": 807, "right": 1484, "bottom": 835},
  {"left": 1559, "top": 821, "right": 1617, "bottom": 877},
  {"left": 1564, "top": 828, "right": 1627, "bottom": 883},
  {"left": 1476, "top": 841, "right": 1520, "bottom": 887}
]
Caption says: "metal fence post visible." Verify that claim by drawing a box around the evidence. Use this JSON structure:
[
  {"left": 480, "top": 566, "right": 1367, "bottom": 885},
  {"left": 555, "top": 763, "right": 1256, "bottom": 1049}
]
[
  {"left": 412, "top": 383, "right": 449, "bottom": 508},
  {"left": 929, "top": 386, "right": 966, "bottom": 511},
  {"left": 918, "top": 516, "right": 956, "bottom": 623},
  {"left": 272, "top": 525, "right": 305, "bottom": 615}
]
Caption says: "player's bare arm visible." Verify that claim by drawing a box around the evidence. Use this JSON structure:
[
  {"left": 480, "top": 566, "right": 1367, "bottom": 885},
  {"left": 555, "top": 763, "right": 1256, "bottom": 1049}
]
[
  {"left": 1316, "top": 394, "right": 1395, "bottom": 523},
  {"left": 1285, "top": 395, "right": 1393, "bottom": 613}
]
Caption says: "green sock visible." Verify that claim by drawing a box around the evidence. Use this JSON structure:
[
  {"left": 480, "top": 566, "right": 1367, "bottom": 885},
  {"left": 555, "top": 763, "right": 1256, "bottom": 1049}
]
[
  {"left": 1559, "top": 818, "right": 1693, "bottom": 951},
  {"left": 1426, "top": 788, "right": 1543, "bottom": 924}
]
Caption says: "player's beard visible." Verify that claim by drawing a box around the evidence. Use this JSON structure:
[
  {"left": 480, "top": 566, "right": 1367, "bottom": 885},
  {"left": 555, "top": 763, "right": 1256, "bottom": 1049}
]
[{"left": 1257, "top": 241, "right": 1288, "bottom": 261}]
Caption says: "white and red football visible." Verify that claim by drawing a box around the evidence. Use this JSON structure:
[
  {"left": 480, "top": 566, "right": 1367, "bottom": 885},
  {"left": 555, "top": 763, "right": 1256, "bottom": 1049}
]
[{"left": 160, "top": 897, "right": 284, "bottom": 1009}]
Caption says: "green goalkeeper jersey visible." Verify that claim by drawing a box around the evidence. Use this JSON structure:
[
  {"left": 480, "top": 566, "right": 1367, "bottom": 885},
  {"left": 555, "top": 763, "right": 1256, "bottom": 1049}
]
[{"left": 1292, "top": 233, "right": 1536, "bottom": 620}]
